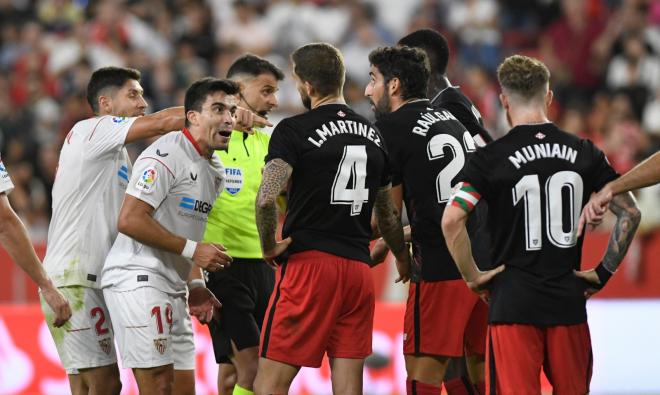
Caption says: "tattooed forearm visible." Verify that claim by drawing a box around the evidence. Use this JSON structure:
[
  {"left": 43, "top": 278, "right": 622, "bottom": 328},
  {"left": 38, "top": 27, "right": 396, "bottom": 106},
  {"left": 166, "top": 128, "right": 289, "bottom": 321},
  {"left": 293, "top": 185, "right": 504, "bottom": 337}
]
[
  {"left": 373, "top": 185, "right": 406, "bottom": 255},
  {"left": 601, "top": 192, "right": 641, "bottom": 273},
  {"left": 256, "top": 159, "right": 292, "bottom": 253}
]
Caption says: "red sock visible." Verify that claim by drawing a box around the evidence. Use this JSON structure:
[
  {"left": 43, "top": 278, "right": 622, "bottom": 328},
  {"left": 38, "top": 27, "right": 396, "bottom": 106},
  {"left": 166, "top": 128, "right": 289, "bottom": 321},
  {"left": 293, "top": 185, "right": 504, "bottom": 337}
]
[
  {"left": 407, "top": 379, "right": 442, "bottom": 395},
  {"left": 444, "top": 377, "right": 473, "bottom": 395},
  {"left": 474, "top": 381, "right": 485, "bottom": 395}
]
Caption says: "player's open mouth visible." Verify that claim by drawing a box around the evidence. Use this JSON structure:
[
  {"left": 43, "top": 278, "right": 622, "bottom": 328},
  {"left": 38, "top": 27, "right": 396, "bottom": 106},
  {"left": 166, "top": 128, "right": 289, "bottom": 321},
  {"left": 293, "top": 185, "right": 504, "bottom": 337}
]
[{"left": 217, "top": 131, "right": 232, "bottom": 137}]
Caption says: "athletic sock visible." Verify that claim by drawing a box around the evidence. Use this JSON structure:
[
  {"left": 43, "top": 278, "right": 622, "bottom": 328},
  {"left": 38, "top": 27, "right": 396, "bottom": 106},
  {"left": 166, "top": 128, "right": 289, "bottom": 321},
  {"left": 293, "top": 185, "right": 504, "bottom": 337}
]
[
  {"left": 444, "top": 377, "right": 473, "bottom": 395},
  {"left": 407, "top": 378, "right": 442, "bottom": 395},
  {"left": 232, "top": 384, "right": 254, "bottom": 395}
]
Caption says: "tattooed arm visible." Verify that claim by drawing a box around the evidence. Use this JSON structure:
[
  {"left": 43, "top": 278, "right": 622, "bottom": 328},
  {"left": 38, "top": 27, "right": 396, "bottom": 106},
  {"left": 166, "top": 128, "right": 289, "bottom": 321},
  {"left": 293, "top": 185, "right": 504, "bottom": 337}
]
[
  {"left": 373, "top": 184, "right": 411, "bottom": 283},
  {"left": 256, "top": 158, "right": 293, "bottom": 266},
  {"left": 575, "top": 192, "right": 641, "bottom": 296}
]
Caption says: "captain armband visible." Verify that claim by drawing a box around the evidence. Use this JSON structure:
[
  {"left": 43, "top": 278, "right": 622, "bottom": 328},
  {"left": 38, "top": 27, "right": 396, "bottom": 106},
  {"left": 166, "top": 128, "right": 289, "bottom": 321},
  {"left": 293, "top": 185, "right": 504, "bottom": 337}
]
[{"left": 447, "top": 182, "right": 482, "bottom": 214}]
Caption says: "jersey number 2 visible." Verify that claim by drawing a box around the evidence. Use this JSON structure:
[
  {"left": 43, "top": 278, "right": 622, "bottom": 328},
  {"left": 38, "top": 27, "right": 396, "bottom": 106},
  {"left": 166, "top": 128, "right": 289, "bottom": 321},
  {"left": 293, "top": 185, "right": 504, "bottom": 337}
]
[
  {"left": 427, "top": 132, "right": 476, "bottom": 203},
  {"left": 331, "top": 145, "right": 369, "bottom": 216},
  {"left": 512, "top": 171, "right": 584, "bottom": 250}
]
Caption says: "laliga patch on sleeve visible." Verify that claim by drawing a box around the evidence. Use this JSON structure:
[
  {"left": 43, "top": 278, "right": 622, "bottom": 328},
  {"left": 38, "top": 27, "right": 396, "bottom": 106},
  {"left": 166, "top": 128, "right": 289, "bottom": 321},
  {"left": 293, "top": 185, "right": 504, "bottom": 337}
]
[
  {"left": 135, "top": 167, "right": 158, "bottom": 192},
  {"left": 0, "top": 161, "right": 8, "bottom": 179},
  {"left": 112, "top": 116, "right": 128, "bottom": 124}
]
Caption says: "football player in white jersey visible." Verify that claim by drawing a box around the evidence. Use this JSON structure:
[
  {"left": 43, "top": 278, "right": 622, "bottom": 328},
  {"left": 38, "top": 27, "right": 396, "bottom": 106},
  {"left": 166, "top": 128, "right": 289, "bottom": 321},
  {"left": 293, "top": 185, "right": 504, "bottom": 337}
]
[
  {"left": 0, "top": 157, "right": 71, "bottom": 326},
  {"left": 42, "top": 66, "right": 186, "bottom": 395},
  {"left": 102, "top": 77, "right": 239, "bottom": 395}
]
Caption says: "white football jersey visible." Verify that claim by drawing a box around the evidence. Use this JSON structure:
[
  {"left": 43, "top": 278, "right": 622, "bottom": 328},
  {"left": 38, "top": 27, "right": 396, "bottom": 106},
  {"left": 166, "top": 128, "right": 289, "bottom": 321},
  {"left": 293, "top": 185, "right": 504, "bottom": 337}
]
[
  {"left": 102, "top": 129, "right": 225, "bottom": 294},
  {"left": 0, "top": 155, "right": 14, "bottom": 194},
  {"left": 43, "top": 116, "right": 136, "bottom": 288}
]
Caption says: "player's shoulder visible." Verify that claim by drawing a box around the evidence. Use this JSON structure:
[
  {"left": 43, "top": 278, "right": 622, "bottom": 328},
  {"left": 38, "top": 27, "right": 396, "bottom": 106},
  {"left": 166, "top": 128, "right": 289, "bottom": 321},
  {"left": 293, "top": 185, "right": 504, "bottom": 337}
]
[{"left": 138, "top": 131, "right": 186, "bottom": 164}]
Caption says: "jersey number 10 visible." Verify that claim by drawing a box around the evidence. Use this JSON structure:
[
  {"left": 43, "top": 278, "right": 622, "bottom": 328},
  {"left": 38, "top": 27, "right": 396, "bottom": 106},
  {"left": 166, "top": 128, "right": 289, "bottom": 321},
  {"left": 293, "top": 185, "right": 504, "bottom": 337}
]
[{"left": 512, "top": 171, "right": 584, "bottom": 251}]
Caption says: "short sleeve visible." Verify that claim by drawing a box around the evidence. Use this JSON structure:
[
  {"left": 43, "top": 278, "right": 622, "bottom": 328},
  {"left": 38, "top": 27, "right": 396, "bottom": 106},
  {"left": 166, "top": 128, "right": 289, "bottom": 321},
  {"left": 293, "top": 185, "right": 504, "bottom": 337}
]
[
  {"left": 126, "top": 155, "right": 176, "bottom": 209},
  {"left": 84, "top": 116, "right": 137, "bottom": 159},
  {"left": 375, "top": 120, "right": 402, "bottom": 187},
  {"left": 265, "top": 120, "right": 301, "bottom": 167},
  {"left": 0, "top": 158, "right": 14, "bottom": 194},
  {"left": 459, "top": 148, "right": 492, "bottom": 199},
  {"left": 586, "top": 140, "right": 619, "bottom": 192}
]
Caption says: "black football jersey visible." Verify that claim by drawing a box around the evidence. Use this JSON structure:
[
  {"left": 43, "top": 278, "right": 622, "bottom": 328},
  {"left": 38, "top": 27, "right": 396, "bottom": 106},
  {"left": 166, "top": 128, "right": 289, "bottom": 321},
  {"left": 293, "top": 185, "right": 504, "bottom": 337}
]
[
  {"left": 460, "top": 123, "right": 619, "bottom": 326},
  {"left": 266, "top": 104, "right": 389, "bottom": 264},
  {"left": 432, "top": 86, "right": 494, "bottom": 273},
  {"left": 431, "top": 86, "right": 493, "bottom": 146},
  {"left": 377, "top": 100, "right": 482, "bottom": 281}
]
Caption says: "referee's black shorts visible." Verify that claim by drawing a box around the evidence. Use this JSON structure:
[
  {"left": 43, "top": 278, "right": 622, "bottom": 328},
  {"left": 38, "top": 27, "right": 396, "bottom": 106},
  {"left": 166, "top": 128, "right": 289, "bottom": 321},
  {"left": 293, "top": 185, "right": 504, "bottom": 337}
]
[{"left": 207, "top": 258, "right": 275, "bottom": 364}]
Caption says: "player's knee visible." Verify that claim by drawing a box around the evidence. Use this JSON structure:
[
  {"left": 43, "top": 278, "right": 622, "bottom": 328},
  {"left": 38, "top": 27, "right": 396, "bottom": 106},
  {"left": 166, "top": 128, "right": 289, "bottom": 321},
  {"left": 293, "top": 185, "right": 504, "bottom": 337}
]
[{"left": 236, "top": 359, "right": 259, "bottom": 387}]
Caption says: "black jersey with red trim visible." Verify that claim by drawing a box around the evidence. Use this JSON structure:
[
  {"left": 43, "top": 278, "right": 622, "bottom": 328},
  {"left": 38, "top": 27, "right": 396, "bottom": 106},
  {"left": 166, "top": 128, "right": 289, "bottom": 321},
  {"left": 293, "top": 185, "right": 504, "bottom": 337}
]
[
  {"left": 459, "top": 123, "right": 618, "bottom": 326},
  {"left": 266, "top": 104, "right": 389, "bottom": 264},
  {"left": 431, "top": 86, "right": 493, "bottom": 146},
  {"left": 376, "top": 99, "right": 481, "bottom": 281}
]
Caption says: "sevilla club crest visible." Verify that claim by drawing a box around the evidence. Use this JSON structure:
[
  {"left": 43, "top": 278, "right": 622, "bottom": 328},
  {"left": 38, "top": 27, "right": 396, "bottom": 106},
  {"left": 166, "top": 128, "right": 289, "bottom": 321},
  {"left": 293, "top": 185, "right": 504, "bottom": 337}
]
[{"left": 153, "top": 338, "right": 167, "bottom": 355}]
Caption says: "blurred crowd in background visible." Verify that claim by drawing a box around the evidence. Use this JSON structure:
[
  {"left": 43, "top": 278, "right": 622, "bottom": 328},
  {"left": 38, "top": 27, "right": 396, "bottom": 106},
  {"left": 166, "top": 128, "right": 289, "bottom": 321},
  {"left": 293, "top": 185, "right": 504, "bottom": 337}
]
[{"left": 0, "top": 0, "right": 658, "bottom": 255}]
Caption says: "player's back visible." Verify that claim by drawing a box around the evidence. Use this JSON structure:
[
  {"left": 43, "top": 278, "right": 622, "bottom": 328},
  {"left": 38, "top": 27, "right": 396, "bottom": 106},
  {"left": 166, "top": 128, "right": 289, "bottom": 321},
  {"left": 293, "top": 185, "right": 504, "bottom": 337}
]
[
  {"left": 44, "top": 115, "right": 135, "bottom": 288},
  {"left": 461, "top": 122, "right": 618, "bottom": 325},
  {"left": 266, "top": 104, "right": 388, "bottom": 264},
  {"left": 377, "top": 100, "right": 477, "bottom": 280}
]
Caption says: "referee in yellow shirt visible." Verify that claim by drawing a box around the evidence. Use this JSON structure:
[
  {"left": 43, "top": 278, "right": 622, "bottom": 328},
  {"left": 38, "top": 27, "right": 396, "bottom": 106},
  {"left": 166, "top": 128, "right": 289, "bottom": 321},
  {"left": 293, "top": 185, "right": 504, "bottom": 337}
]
[{"left": 204, "top": 54, "right": 284, "bottom": 395}]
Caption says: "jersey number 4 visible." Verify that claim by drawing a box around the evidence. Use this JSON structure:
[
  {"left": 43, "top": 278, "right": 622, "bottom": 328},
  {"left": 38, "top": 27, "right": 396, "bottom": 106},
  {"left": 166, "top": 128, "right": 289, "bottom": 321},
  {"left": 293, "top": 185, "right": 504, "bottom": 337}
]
[
  {"left": 331, "top": 145, "right": 369, "bottom": 216},
  {"left": 512, "top": 171, "right": 584, "bottom": 250}
]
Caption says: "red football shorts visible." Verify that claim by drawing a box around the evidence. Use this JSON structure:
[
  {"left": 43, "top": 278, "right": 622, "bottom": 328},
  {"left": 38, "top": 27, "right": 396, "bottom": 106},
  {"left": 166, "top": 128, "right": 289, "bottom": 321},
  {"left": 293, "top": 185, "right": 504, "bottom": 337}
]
[
  {"left": 486, "top": 323, "right": 592, "bottom": 394},
  {"left": 259, "top": 250, "right": 375, "bottom": 368},
  {"left": 403, "top": 279, "right": 487, "bottom": 357}
]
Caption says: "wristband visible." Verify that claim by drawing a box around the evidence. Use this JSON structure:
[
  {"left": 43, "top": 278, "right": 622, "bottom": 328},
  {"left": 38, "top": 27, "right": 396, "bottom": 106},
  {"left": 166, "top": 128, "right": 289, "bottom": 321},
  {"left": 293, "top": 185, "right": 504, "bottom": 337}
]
[
  {"left": 188, "top": 278, "right": 206, "bottom": 290},
  {"left": 594, "top": 262, "right": 613, "bottom": 289},
  {"left": 181, "top": 239, "right": 197, "bottom": 259}
]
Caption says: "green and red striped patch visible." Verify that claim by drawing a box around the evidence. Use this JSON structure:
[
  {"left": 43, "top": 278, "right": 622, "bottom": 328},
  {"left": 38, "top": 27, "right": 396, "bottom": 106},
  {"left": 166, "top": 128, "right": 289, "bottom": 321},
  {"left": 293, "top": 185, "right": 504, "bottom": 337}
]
[{"left": 448, "top": 182, "right": 481, "bottom": 213}]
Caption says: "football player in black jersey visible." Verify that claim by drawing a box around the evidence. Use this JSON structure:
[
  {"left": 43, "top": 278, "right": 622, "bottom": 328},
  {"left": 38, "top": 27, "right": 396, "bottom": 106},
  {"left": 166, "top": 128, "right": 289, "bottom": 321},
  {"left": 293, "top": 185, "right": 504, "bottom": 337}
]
[
  {"left": 443, "top": 55, "right": 641, "bottom": 394},
  {"left": 253, "top": 42, "right": 411, "bottom": 395},
  {"left": 370, "top": 28, "right": 493, "bottom": 395},
  {"left": 365, "top": 45, "right": 490, "bottom": 395}
]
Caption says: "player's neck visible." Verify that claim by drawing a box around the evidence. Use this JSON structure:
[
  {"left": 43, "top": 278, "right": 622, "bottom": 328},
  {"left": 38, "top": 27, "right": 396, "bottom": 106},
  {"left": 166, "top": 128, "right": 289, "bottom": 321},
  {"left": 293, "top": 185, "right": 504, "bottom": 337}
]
[
  {"left": 390, "top": 96, "right": 426, "bottom": 113},
  {"left": 311, "top": 95, "right": 345, "bottom": 109},
  {"left": 428, "top": 75, "right": 450, "bottom": 98},
  {"left": 508, "top": 107, "right": 551, "bottom": 128}
]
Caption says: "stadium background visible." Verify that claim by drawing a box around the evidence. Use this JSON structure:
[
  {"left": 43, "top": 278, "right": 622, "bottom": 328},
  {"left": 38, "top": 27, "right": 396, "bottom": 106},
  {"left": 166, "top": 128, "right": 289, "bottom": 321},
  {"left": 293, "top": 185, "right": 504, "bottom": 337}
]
[{"left": 0, "top": 0, "right": 659, "bottom": 393}]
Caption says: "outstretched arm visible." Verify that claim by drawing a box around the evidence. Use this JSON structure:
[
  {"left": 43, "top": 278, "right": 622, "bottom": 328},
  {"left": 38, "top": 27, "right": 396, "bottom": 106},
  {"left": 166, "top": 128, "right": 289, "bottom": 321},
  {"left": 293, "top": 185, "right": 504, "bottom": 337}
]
[
  {"left": 578, "top": 152, "right": 659, "bottom": 234},
  {"left": 0, "top": 194, "right": 71, "bottom": 327},
  {"left": 575, "top": 192, "right": 641, "bottom": 296},
  {"left": 256, "top": 159, "right": 293, "bottom": 266},
  {"left": 373, "top": 184, "right": 410, "bottom": 283}
]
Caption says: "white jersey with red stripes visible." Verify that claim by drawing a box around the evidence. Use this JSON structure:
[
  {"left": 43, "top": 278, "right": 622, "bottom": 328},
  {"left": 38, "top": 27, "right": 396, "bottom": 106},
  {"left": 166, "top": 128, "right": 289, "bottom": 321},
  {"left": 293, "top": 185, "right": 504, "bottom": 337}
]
[
  {"left": 101, "top": 129, "right": 225, "bottom": 294},
  {"left": 43, "top": 115, "right": 136, "bottom": 288}
]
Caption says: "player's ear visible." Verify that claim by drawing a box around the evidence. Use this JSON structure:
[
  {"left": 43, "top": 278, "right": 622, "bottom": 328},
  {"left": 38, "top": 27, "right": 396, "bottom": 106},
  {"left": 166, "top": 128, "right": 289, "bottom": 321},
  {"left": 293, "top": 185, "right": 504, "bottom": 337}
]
[
  {"left": 545, "top": 89, "right": 553, "bottom": 108},
  {"left": 388, "top": 77, "right": 400, "bottom": 97},
  {"left": 98, "top": 95, "right": 111, "bottom": 114},
  {"left": 304, "top": 81, "right": 314, "bottom": 97},
  {"left": 499, "top": 93, "right": 508, "bottom": 110},
  {"left": 186, "top": 110, "right": 198, "bottom": 126}
]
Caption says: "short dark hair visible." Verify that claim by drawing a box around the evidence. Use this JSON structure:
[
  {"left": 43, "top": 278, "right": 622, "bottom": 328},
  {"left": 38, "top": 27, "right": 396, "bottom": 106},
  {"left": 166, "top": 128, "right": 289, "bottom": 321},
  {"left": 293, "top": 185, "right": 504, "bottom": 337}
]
[
  {"left": 227, "top": 54, "right": 284, "bottom": 81},
  {"left": 184, "top": 77, "right": 241, "bottom": 127},
  {"left": 86, "top": 66, "right": 141, "bottom": 114},
  {"left": 497, "top": 55, "right": 550, "bottom": 100},
  {"left": 368, "top": 46, "right": 430, "bottom": 100},
  {"left": 398, "top": 29, "right": 449, "bottom": 76},
  {"left": 291, "top": 42, "right": 345, "bottom": 97}
]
